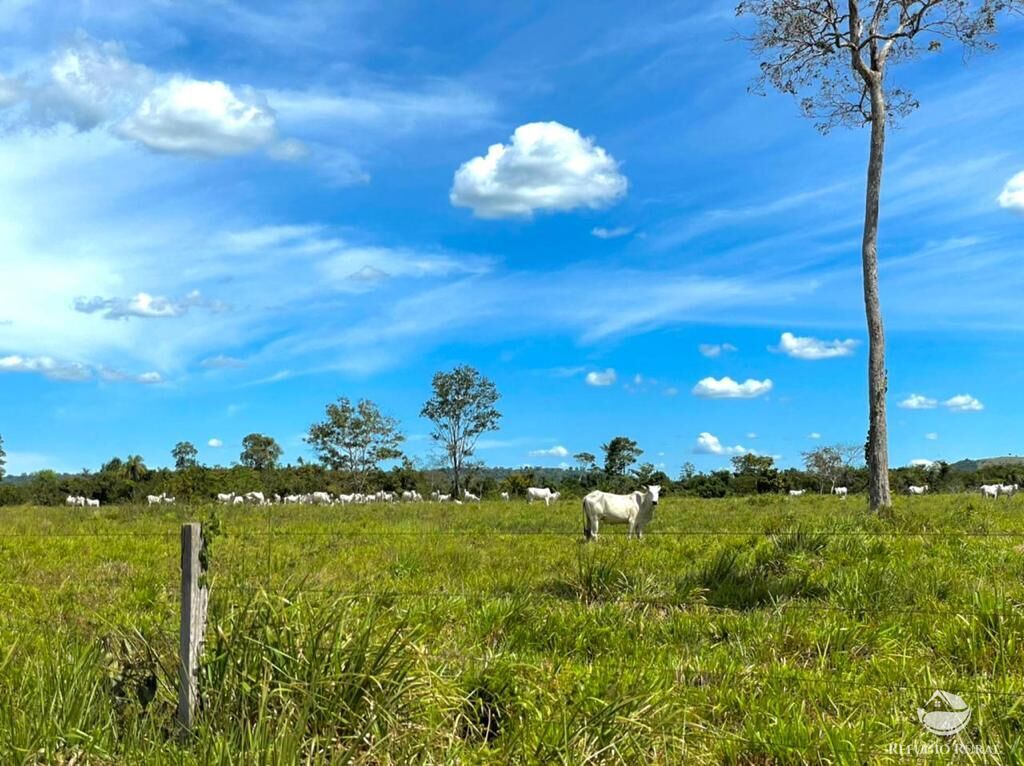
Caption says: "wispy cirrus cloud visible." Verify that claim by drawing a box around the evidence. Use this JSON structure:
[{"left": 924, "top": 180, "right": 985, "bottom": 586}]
[{"left": 73, "top": 290, "right": 223, "bottom": 320}]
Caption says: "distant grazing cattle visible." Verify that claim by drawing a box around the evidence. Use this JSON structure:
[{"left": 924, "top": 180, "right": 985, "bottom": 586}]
[
  {"left": 146, "top": 495, "right": 162, "bottom": 506},
  {"left": 245, "top": 491, "right": 266, "bottom": 505},
  {"left": 463, "top": 489, "right": 480, "bottom": 502},
  {"left": 1000, "top": 484, "right": 1019, "bottom": 497},
  {"left": 582, "top": 486, "right": 662, "bottom": 541},
  {"left": 311, "top": 491, "right": 331, "bottom": 505},
  {"left": 833, "top": 487, "right": 848, "bottom": 499},
  {"left": 981, "top": 484, "right": 1001, "bottom": 499},
  {"left": 500, "top": 491, "right": 510, "bottom": 501},
  {"left": 86, "top": 498, "right": 100, "bottom": 508},
  {"left": 232, "top": 495, "right": 244, "bottom": 506},
  {"left": 216, "top": 493, "right": 234, "bottom": 504},
  {"left": 908, "top": 485, "right": 928, "bottom": 495},
  {"left": 526, "top": 487, "right": 560, "bottom": 506},
  {"left": 789, "top": 490, "right": 806, "bottom": 497}
]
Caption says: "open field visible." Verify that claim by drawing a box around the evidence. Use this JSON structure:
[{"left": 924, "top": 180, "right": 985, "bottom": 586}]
[{"left": 3, "top": 494, "right": 1024, "bottom": 764}]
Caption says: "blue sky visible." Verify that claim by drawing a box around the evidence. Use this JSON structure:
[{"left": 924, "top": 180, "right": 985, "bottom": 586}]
[{"left": 0, "top": 1, "right": 1022, "bottom": 476}]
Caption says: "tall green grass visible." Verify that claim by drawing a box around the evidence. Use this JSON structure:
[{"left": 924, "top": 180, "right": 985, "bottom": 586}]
[{"left": 2, "top": 494, "right": 1024, "bottom": 762}]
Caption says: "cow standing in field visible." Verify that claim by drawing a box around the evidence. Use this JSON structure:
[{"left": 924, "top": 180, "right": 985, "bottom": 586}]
[
  {"left": 1000, "top": 484, "right": 1019, "bottom": 497},
  {"left": 981, "top": 484, "right": 1001, "bottom": 499},
  {"left": 582, "top": 486, "right": 662, "bottom": 540},
  {"left": 789, "top": 490, "right": 806, "bottom": 497},
  {"left": 500, "top": 491, "right": 510, "bottom": 501},
  {"left": 526, "top": 487, "right": 560, "bottom": 507},
  {"left": 908, "top": 485, "right": 928, "bottom": 495},
  {"left": 833, "top": 487, "right": 848, "bottom": 499}
]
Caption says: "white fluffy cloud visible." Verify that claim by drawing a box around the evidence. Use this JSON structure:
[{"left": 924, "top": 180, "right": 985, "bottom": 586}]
[
  {"left": 119, "top": 77, "right": 277, "bottom": 156},
  {"left": 450, "top": 121, "right": 627, "bottom": 218},
  {"left": 774, "top": 332, "right": 858, "bottom": 360},
  {"left": 0, "top": 354, "right": 159, "bottom": 384},
  {"left": 0, "top": 354, "right": 90, "bottom": 381},
  {"left": 591, "top": 225, "right": 633, "bottom": 239},
  {"left": 73, "top": 290, "right": 222, "bottom": 320},
  {"left": 808, "top": 432, "right": 822, "bottom": 440},
  {"left": 698, "top": 342, "right": 737, "bottom": 358},
  {"left": 585, "top": 368, "right": 617, "bottom": 387},
  {"left": 925, "top": 432, "right": 939, "bottom": 441},
  {"left": 2, "top": 39, "right": 285, "bottom": 158},
  {"left": 694, "top": 432, "right": 749, "bottom": 456},
  {"left": 529, "top": 445, "right": 569, "bottom": 458},
  {"left": 692, "top": 376, "right": 772, "bottom": 399},
  {"left": 997, "top": 171, "right": 1024, "bottom": 213},
  {"left": 901, "top": 393, "right": 983, "bottom": 412},
  {"left": 944, "top": 394, "right": 984, "bottom": 412},
  {"left": 900, "top": 394, "right": 938, "bottom": 410},
  {"left": 207, "top": 438, "right": 223, "bottom": 448}
]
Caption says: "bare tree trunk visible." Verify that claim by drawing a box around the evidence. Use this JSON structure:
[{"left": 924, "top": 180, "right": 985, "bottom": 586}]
[{"left": 862, "top": 81, "right": 892, "bottom": 512}]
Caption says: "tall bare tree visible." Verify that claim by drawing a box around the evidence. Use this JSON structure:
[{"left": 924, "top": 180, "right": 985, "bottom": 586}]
[{"left": 737, "top": 0, "right": 1019, "bottom": 511}]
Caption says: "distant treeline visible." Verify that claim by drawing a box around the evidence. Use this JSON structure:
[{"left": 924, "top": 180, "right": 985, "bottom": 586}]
[{"left": 1, "top": 455, "right": 1021, "bottom": 506}]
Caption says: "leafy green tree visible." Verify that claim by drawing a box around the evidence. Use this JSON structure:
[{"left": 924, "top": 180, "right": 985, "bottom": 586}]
[
  {"left": 573, "top": 452, "right": 597, "bottom": 471},
  {"left": 421, "top": 365, "right": 501, "bottom": 496},
  {"left": 633, "top": 462, "right": 658, "bottom": 484},
  {"left": 124, "top": 455, "right": 149, "bottom": 483},
  {"left": 306, "top": 397, "right": 405, "bottom": 491},
  {"left": 0, "top": 433, "right": 6, "bottom": 481},
  {"left": 679, "top": 462, "right": 697, "bottom": 482},
  {"left": 28, "top": 470, "right": 62, "bottom": 505},
  {"left": 171, "top": 441, "right": 199, "bottom": 471},
  {"left": 737, "top": 0, "right": 1021, "bottom": 511},
  {"left": 240, "top": 434, "right": 282, "bottom": 471},
  {"left": 731, "top": 453, "right": 781, "bottom": 494},
  {"left": 601, "top": 437, "right": 642, "bottom": 476}
]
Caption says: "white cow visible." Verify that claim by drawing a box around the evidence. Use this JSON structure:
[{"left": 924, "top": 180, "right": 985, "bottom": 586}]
[
  {"left": 833, "top": 487, "right": 848, "bottom": 499},
  {"left": 86, "top": 498, "right": 100, "bottom": 508},
  {"left": 1000, "top": 484, "right": 1019, "bottom": 497},
  {"left": 526, "top": 487, "right": 560, "bottom": 507},
  {"left": 981, "top": 484, "right": 1000, "bottom": 499},
  {"left": 216, "top": 492, "right": 235, "bottom": 504},
  {"left": 788, "top": 490, "right": 806, "bottom": 497},
  {"left": 311, "top": 491, "right": 332, "bottom": 505},
  {"left": 463, "top": 489, "right": 480, "bottom": 502},
  {"left": 162, "top": 495, "right": 176, "bottom": 505},
  {"left": 146, "top": 494, "right": 162, "bottom": 506},
  {"left": 245, "top": 491, "right": 266, "bottom": 505},
  {"left": 437, "top": 494, "right": 451, "bottom": 502},
  {"left": 65, "top": 495, "right": 78, "bottom": 507},
  {"left": 908, "top": 485, "right": 929, "bottom": 495},
  {"left": 500, "top": 491, "right": 510, "bottom": 501},
  {"left": 232, "top": 495, "right": 245, "bottom": 506},
  {"left": 582, "top": 486, "right": 662, "bottom": 540}
]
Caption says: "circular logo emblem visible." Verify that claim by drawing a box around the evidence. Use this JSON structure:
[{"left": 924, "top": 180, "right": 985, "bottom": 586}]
[{"left": 917, "top": 691, "right": 971, "bottom": 737}]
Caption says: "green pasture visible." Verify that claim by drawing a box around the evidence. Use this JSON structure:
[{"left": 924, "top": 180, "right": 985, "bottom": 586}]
[{"left": 1, "top": 494, "right": 1023, "bottom": 764}]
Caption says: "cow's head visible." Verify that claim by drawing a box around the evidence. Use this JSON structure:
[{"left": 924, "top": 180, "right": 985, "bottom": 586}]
[{"left": 644, "top": 485, "right": 662, "bottom": 506}]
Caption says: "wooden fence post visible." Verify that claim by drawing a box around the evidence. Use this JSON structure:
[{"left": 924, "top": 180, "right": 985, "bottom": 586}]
[{"left": 178, "top": 522, "right": 209, "bottom": 734}]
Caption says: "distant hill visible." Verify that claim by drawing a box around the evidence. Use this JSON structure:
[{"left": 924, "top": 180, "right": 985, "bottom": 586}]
[{"left": 949, "top": 456, "right": 1024, "bottom": 473}]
